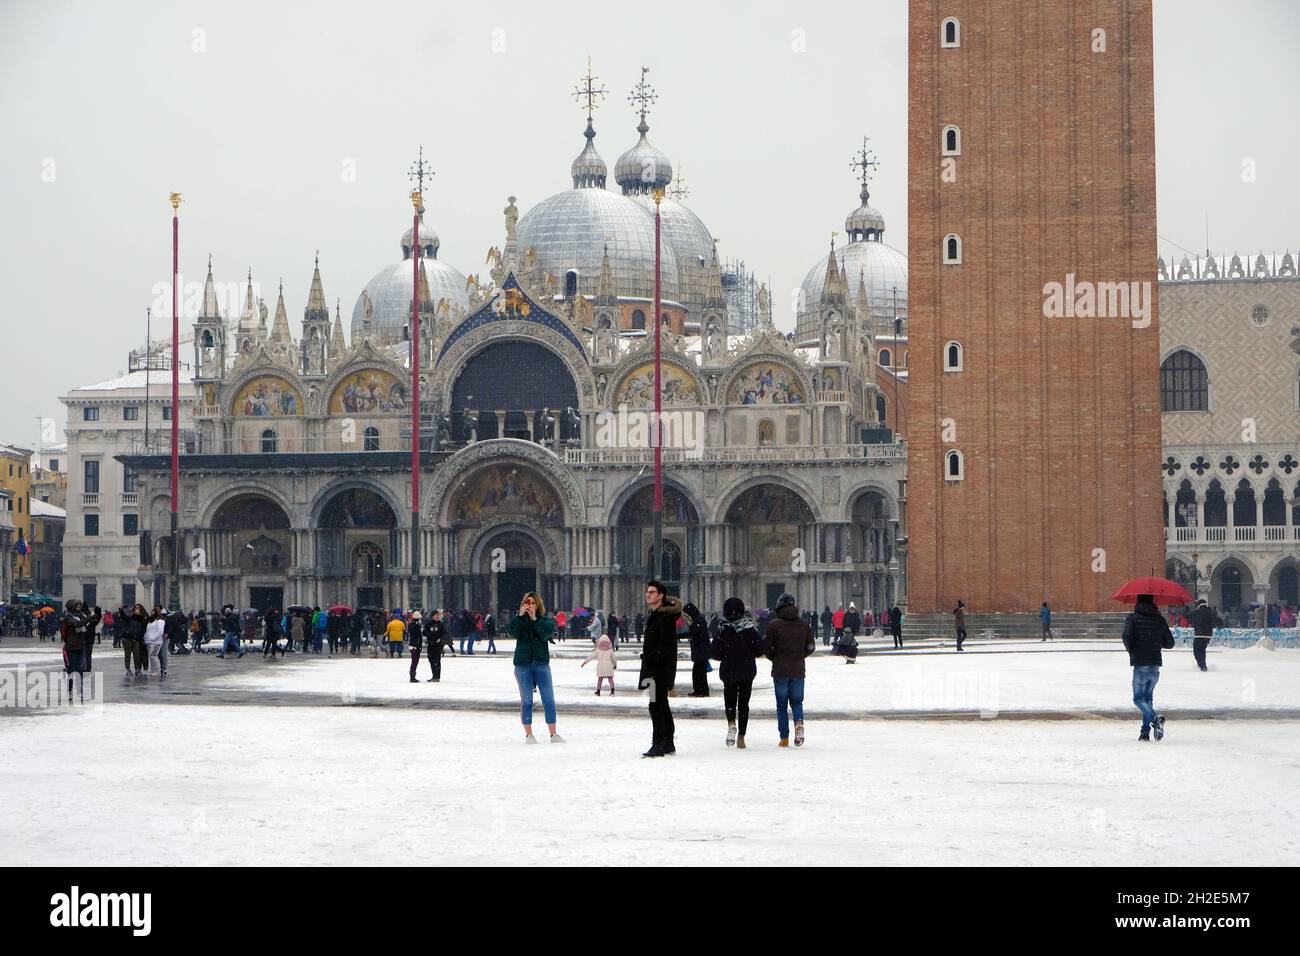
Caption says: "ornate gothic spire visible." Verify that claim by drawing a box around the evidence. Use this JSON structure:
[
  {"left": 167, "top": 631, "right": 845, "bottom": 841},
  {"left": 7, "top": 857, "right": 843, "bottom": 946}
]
[
  {"left": 200, "top": 254, "right": 221, "bottom": 319},
  {"left": 305, "top": 250, "right": 329, "bottom": 322},
  {"left": 331, "top": 298, "right": 347, "bottom": 355},
  {"left": 239, "top": 269, "right": 257, "bottom": 330},
  {"left": 270, "top": 278, "right": 293, "bottom": 343},
  {"left": 822, "top": 236, "right": 848, "bottom": 306}
]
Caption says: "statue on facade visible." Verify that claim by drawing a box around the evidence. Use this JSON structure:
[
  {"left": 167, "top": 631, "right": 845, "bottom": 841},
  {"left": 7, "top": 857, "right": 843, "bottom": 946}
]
[
  {"left": 757, "top": 282, "right": 772, "bottom": 326},
  {"left": 538, "top": 406, "right": 556, "bottom": 442},
  {"left": 565, "top": 406, "right": 580, "bottom": 442},
  {"left": 435, "top": 414, "right": 451, "bottom": 449},
  {"left": 824, "top": 317, "right": 841, "bottom": 361},
  {"left": 504, "top": 196, "right": 519, "bottom": 241},
  {"left": 704, "top": 316, "right": 724, "bottom": 364},
  {"left": 462, "top": 403, "right": 478, "bottom": 444}
]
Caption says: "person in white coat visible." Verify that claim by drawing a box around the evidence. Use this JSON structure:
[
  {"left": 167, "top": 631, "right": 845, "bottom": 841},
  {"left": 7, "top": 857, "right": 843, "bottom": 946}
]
[
  {"left": 143, "top": 610, "right": 167, "bottom": 678},
  {"left": 582, "top": 634, "right": 618, "bottom": 695}
]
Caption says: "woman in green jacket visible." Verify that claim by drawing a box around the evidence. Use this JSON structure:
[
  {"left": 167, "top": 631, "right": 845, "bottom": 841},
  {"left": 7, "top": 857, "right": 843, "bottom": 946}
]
[{"left": 508, "top": 592, "right": 563, "bottom": 744}]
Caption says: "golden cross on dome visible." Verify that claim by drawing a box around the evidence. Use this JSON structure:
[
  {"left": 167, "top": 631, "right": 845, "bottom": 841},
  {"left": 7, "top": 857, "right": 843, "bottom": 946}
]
[
  {"left": 629, "top": 66, "right": 656, "bottom": 123},
  {"left": 572, "top": 57, "right": 608, "bottom": 120},
  {"left": 849, "top": 136, "right": 879, "bottom": 188}
]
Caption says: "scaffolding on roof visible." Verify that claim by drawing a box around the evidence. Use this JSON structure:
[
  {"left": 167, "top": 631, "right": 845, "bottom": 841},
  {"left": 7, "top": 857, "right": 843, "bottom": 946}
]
[{"left": 721, "top": 257, "right": 759, "bottom": 333}]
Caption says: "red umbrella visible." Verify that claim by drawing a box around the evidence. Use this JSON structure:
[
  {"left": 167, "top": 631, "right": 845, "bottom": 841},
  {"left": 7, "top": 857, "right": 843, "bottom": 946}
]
[
  {"left": 1110, "top": 576, "right": 1193, "bottom": 606},
  {"left": 328, "top": 604, "right": 354, "bottom": 615}
]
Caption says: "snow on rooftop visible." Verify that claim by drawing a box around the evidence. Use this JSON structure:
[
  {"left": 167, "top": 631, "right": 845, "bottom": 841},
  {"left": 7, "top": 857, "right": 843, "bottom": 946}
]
[
  {"left": 30, "top": 499, "right": 65, "bottom": 519},
  {"left": 69, "top": 370, "right": 198, "bottom": 394}
]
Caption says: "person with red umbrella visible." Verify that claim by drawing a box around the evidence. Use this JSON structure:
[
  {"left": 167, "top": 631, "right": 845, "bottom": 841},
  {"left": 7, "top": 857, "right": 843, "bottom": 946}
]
[{"left": 1113, "top": 577, "right": 1185, "bottom": 742}]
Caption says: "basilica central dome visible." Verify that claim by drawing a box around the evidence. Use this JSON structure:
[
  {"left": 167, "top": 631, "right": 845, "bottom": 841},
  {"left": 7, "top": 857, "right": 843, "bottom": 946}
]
[{"left": 516, "top": 118, "right": 682, "bottom": 304}]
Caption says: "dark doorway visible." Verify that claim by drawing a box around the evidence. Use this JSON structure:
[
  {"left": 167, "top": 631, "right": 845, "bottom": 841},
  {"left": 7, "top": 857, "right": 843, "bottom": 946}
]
[
  {"left": 249, "top": 586, "right": 284, "bottom": 613},
  {"left": 499, "top": 567, "right": 537, "bottom": 616},
  {"left": 1220, "top": 567, "right": 1242, "bottom": 610},
  {"left": 357, "top": 586, "right": 384, "bottom": 609},
  {"left": 766, "top": 582, "right": 787, "bottom": 610}
]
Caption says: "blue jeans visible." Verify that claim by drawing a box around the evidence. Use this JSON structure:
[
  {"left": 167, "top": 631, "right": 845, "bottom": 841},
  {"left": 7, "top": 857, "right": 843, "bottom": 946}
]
[
  {"left": 773, "top": 677, "right": 805, "bottom": 739},
  {"left": 222, "top": 631, "right": 241, "bottom": 655},
  {"left": 515, "top": 662, "right": 556, "bottom": 727},
  {"left": 1132, "top": 665, "right": 1161, "bottom": 732}
]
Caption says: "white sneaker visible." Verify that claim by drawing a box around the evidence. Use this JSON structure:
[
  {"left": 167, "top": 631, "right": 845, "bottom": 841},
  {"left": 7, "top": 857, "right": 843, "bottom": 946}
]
[
  {"left": 525, "top": 733, "right": 538, "bottom": 744},
  {"left": 550, "top": 733, "right": 565, "bottom": 743}
]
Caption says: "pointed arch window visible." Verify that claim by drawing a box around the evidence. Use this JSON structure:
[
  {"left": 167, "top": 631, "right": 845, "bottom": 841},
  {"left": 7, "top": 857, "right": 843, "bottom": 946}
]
[
  {"left": 941, "top": 17, "right": 960, "bottom": 48},
  {"left": 942, "top": 125, "right": 961, "bottom": 156},
  {"left": 943, "top": 234, "right": 962, "bottom": 264}
]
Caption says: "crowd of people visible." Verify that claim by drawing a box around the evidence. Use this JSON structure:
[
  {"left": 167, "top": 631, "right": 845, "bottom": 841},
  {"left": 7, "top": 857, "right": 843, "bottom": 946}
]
[{"left": 29, "top": 578, "right": 1280, "bottom": 752}]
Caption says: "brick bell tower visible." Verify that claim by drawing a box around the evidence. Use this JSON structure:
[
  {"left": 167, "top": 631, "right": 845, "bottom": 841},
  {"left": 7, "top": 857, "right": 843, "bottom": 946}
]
[{"left": 907, "top": 1, "right": 1164, "bottom": 612}]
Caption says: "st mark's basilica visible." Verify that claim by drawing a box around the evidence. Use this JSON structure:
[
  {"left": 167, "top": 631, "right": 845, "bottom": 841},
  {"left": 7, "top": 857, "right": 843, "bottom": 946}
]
[{"left": 124, "top": 67, "right": 910, "bottom": 617}]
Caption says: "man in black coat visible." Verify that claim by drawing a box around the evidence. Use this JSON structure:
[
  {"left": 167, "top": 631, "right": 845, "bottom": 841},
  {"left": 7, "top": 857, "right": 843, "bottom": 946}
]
[
  {"left": 889, "top": 604, "right": 903, "bottom": 648},
  {"left": 820, "top": 606, "right": 834, "bottom": 646},
  {"left": 1188, "top": 599, "right": 1221, "bottom": 672},
  {"left": 683, "top": 602, "right": 710, "bottom": 697},
  {"left": 423, "top": 609, "right": 449, "bottom": 681},
  {"left": 1122, "top": 595, "right": 1176, "bottom": 741},
  {"left": 406, "top": 611, "right": 424, "bottom": 682},
  {"left": 638, "top": 580, "right": 682, "bottom": 757}
]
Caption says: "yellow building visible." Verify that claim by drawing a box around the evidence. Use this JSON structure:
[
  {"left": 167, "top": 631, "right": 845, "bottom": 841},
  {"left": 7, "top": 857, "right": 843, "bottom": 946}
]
[{"left": 1, "top": 442, "right": 35, "bottom": 586}]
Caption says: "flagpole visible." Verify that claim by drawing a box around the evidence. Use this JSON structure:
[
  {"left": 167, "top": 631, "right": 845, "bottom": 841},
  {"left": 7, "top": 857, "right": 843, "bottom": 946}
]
[
  {"left": 651, "top": 187, "right": 664, "bottom": 580},
  {"left": 168, "top": 192, "right": 181, "bottom": 612},
  {"left": 409, "top": 188, "right": 422, "bottom": 612}
]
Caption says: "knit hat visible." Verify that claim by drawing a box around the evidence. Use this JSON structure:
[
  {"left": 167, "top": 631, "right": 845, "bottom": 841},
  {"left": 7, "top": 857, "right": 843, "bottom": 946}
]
[
  {"left": 1196, "top": 598, "right": 1207, "bottom": 607},
  {"left": 776, "top": 593, "right": 797, "bottom": 610},
  {"left": 411, "top": 611, "right": 422, "bottom": 620},
  {"left": 722, "top": 597, "right": 746, "bottom": 621}
]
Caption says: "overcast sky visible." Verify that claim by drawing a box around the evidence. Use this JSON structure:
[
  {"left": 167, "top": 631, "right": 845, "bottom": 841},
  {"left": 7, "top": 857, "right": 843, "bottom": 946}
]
[{"left": 1, "top": 0, "right": 1297, "bottom": 448}]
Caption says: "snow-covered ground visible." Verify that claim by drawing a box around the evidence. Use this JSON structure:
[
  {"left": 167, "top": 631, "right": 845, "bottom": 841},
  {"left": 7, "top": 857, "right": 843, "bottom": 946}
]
[
  {"left": 2, "top": 702, "right": 1296, "bottom": 866},
  {"left": 206, "top": 640, "right": 1300, "bottom": 716}
]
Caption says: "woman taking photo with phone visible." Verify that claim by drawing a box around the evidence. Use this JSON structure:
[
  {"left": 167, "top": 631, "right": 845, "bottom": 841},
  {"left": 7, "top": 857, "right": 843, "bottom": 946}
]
[{"left": 508, "top": 591, "right": 563, "bottom": 744}]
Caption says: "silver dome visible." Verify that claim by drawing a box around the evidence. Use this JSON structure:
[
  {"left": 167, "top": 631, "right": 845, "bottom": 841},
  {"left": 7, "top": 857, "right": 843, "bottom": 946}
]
[
  {"left": 352, "top": 248, "right": 468, "bottom": 345},
  {"left": 845, "top": 186, "right": 886, "bottom": 240},
  {"left": 570, "top": 119, "right": 608, "bottom": 189},
  {"left": 796, "top": 240, "right": 908, "bottom": 344},
  {"left": 401, "top": 217, "right": 440, "bottom": 258},
  {"left": 615, "top": 125, "right": 673, "bottom": 195},
  {"left": 516, "top": 186, "right": 680, "bottom": 302},
  {"left": 629, "top": 194, "right": 714, "bottom": 267}
]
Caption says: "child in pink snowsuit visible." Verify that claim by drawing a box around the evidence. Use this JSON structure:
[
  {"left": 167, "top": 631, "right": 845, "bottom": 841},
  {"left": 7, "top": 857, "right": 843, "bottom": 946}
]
[{"left": 582, "top": 634, "right": 617, "bottom": 695}]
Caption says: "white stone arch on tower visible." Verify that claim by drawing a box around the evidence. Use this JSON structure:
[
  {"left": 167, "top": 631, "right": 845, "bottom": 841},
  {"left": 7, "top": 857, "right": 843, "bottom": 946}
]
[{"left": 422, "top": 437, "right": 585, "bottom": 526}]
